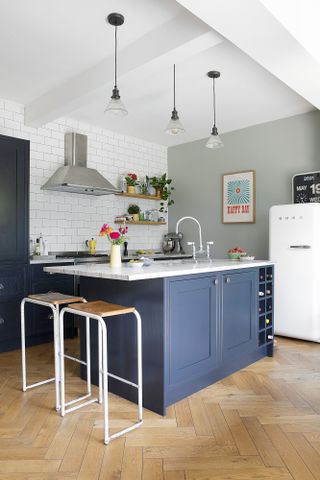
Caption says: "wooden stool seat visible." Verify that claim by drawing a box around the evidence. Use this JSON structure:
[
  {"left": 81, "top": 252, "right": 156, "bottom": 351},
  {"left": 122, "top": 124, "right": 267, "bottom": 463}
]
[
  {"left": 28, "top": 292, "right": 84, "bottom": 305},
  {"left": 69, "top": 300, "right": 135, "bottom": 317}
]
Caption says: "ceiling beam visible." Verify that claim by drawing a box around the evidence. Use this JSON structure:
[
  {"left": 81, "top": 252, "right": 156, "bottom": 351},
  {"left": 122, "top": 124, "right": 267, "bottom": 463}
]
[
  {"left": 25, "top": 12, "right": 223, "bottom": 127},
  {"left": 176, "top": 0, "right": 320, "bottom": 109}
]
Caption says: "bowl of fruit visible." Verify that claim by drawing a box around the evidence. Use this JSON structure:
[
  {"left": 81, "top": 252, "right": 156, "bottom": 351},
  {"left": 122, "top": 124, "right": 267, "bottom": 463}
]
[
  {"left": 227, "top": 247, "right": 247, "bottom": 260},
  {"left": 127, "top": 259, "right": 144, "bottom": 268}
]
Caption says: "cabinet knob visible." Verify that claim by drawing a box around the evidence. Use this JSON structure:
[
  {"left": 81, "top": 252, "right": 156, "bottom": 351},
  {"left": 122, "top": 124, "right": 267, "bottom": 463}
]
[
  {"left": 213, "top": 279, "right": 218, "bottom": 286},
  {"left": 225, "top": 277, "right": 231, "bottom": 284},
  {"left": 47, "top": 313, "right": 54, "bottom": 321},
  {"left": 0, "top": 283, "right": 4, "bottom": 290},
  {"left": 0, "top": 317, "right": 4, "bottom": 325}
]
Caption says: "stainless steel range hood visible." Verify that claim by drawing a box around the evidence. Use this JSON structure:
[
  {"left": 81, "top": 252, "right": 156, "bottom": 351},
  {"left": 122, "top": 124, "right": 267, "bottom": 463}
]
[{"left": 41, "top": 132, "right": 120, "bottom": 196}]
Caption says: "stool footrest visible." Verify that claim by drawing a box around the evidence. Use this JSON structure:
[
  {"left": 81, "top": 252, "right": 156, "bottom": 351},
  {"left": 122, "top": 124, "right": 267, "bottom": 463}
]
[
  {"left": 107, "top": 372, "right": 138, "bottom": 389},
  {"left": 106, "top": 420, "right": 143, "bottom": 444},
  {"left": 63, "top": 353, "right": 87, "bottom": 366},
  {"left": 24, "top": 377, "right": 55, "bottom": 391},
  {"left": 65, "top": 392, "right": 93, "bottom": 408},
  {"left": 65, "top": 397, "right": 99, "bottom": 415}
]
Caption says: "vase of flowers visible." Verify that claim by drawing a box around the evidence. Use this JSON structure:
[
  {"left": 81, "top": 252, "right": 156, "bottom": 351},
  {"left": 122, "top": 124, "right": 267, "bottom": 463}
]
[
  {"left": 125, "top": 173, "right": 138, "bottom": 194},
  {"left": 99, "top": 223, "right": 128, "bottom": 268}
]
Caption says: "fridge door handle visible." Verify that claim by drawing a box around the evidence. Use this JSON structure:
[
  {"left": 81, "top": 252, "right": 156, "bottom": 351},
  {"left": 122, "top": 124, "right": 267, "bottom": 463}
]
[{"left": 289, "top": 245, "right": 311, "bottom": 249}]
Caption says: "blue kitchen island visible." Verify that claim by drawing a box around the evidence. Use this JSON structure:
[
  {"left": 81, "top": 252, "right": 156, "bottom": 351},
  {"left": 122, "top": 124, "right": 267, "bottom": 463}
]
[{"left": 45, "top": 260, "right": 274, "bottom": 415}]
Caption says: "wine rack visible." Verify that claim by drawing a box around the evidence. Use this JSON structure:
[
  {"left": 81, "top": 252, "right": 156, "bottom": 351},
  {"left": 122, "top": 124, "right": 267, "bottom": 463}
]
[{"left": 258, "top": 266, "right": 274, "bottom": 352}]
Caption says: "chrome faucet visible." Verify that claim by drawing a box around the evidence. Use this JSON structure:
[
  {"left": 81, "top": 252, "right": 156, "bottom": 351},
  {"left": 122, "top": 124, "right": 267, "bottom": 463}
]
[{"left": 175, "top": 216, "right": 205, "bottom": 254}]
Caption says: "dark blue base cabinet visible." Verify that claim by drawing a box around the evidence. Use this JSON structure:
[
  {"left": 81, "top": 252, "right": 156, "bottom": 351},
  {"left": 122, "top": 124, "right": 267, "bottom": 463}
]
[
  {"left": 0, "top": 263, "right": 75, "bottom": 353},
  {"left": 80, "top": 266, "right": 274, "bottom": 415}
]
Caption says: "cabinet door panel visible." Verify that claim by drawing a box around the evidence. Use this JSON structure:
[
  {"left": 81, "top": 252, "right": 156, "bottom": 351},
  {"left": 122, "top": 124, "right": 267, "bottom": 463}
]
[
  {"left": 0, "top": 135, "right": 29, "bottom": 264},
  {"left": 0, "top": 301, "right": 20, "bottom": 341},
  {"left": 0, "top": 265, "right": 27, "bottom": 302},
  {"left": 222, "top": 271, "right": 257, "bottom": 359},
  {"left": 168, "top": 275, "right": 219, "bottom": 385}
]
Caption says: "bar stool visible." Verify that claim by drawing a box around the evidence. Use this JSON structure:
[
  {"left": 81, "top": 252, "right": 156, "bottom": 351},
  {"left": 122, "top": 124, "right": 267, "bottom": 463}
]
[
  {"left": 59, "top": 300, "right": 143, "bottom": 444},
  {"left": 20, "top": 292, "right": 86, "bottom": 411}
]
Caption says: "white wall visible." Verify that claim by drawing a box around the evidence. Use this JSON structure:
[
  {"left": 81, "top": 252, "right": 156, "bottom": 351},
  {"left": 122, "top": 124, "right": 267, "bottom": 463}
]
[{"left": 0, "top": 98, "right": 168, "bottom": 252}]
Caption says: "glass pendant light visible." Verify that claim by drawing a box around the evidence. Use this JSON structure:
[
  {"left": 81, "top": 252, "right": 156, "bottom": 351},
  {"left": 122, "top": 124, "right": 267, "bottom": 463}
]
[
  {"left": 165, "top": 64, "right": 185, "bottom": 135},
  {"left": 105, "top": 13, "right": 128, "bottom": 117},
  {"left": 206, "top": 71, "right": 223, "bottom": 149}
]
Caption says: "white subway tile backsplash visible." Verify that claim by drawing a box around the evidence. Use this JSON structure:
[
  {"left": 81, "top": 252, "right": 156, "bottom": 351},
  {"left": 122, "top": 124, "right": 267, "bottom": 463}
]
[{"left": 0, "top": 98, "right": 168, "bottom": 252}]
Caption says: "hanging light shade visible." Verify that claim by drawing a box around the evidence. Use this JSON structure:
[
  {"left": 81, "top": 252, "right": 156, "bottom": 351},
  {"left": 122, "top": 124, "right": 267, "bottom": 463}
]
[
  {"left": 105, "top": 13, "right": 128, "bottom": 117},
  {"left": 165, "top": 64, "right": 185, "bottom": 135},
  {"left": 206, "top": 71, "right": 223, "bottom": 149}
]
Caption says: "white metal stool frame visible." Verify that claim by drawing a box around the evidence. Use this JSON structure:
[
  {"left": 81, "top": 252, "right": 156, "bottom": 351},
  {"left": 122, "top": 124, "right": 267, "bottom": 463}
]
[
  {"left": 20, "top": 296, "right": 88, "bottom": 412},
  {"left": 59, "top": 306, "right": 143, "bottom": 445}
]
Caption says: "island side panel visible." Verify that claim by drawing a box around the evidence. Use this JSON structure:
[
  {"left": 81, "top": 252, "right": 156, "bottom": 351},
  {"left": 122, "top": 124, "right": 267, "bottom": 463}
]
[{"left": 79, "top": 276, "right": 165, "bottom": 415}]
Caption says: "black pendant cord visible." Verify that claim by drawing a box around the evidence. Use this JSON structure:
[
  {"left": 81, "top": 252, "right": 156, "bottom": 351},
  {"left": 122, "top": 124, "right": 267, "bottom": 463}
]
[
  {"left": 114, "top": 25, "right": 118, "bottom": 88},
  {"left": 173, "top": 64, "right": 176, "bottom": 110},
  {"left": 212, "top": 78, "right": 216, "bottom": 128},
  {"left": 207, "top": 70, "right": 221, "bottom": 138}
]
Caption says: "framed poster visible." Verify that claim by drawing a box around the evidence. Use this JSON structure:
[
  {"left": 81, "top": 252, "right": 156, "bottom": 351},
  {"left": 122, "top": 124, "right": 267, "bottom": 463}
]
[
  {"left": 222, "top": 170, "right": 256, "bottom": 224},
  {"left": 292, "top": 171, "right": 320, "bottom": 203}
]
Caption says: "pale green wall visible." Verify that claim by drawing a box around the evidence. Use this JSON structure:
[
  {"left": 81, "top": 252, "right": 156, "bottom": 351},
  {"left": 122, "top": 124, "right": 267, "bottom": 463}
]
[{"left": 168, "top": 110, "right": 320, "bottom": 259}]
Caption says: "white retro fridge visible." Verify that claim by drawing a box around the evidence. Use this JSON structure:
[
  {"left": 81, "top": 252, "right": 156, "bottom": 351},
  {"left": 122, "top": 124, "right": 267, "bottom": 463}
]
[{"left": 269, "top": 203, "right": 320, "bottom": 342}]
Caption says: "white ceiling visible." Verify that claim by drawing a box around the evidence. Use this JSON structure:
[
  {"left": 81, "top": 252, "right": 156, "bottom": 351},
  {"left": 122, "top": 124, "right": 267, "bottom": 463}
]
[
  {"left": 0, "top": 0, "right": 317, "bottom": 146},
  {"left": 260, "top": 0, "right": 320, "bottom": 65},
  {"left": 0, "top": 0, "right": 180, "bottom": 102}
]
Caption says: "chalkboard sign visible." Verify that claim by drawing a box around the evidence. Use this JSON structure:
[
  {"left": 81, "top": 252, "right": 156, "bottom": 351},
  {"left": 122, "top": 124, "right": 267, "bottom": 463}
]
[{"left": 292, "top": 171, "right": 320, "bottom": 203}]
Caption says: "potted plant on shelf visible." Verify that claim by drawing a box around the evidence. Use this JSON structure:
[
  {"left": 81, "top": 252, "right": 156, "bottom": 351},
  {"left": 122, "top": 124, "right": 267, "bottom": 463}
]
[
  {"left": 148, "top": 173, "right": 174, "bottom": 212},
  {"left": 139, "top": 176, "right": 149, "bottom": 196},
  {"left": 99, "top": 223, "right": 128, "bottom": 268},
  {"left": 125, "top": 173, "right": 138, "bottom": 194},
  {"left": 127, "top": 204, "right": 140, "bottom": 222}
]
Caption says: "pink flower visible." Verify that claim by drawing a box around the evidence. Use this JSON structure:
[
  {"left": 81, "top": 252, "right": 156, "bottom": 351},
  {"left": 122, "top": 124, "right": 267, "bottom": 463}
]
[
  {"left": 119, "top": 226, "right": 128, "bottom": 235},
  {"left": 109, "top": 231, "right": 120, "bottom": 240}
]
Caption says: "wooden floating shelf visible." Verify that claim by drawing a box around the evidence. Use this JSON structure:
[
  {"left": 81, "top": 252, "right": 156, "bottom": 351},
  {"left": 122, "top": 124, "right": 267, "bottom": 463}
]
[
  {"left": 115, "top": 220, "right": 167, "bottom": 226},
  {"left": 118, "top": 192, "right": 161, "bottom": 201}
]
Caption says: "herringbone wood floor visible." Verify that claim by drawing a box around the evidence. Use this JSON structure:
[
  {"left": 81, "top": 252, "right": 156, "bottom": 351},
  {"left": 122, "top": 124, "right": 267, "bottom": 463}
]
[{"left": 0, "top": 337, "right": 319, "bottom": 479}]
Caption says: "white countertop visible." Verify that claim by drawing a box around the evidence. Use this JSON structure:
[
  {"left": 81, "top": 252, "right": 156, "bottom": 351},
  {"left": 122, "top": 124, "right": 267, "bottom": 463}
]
[{"left": 44, "top": 259, "right": 273, "bottom": 282}]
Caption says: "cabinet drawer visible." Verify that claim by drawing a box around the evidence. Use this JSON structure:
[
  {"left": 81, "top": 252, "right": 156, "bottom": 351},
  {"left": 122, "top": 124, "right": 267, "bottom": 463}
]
[
  {"left": 0, "top": 265, "right": 26, "bottom": 302},
  {"left": 0, "top": 301, "right": 20, "bottom": 341}
]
